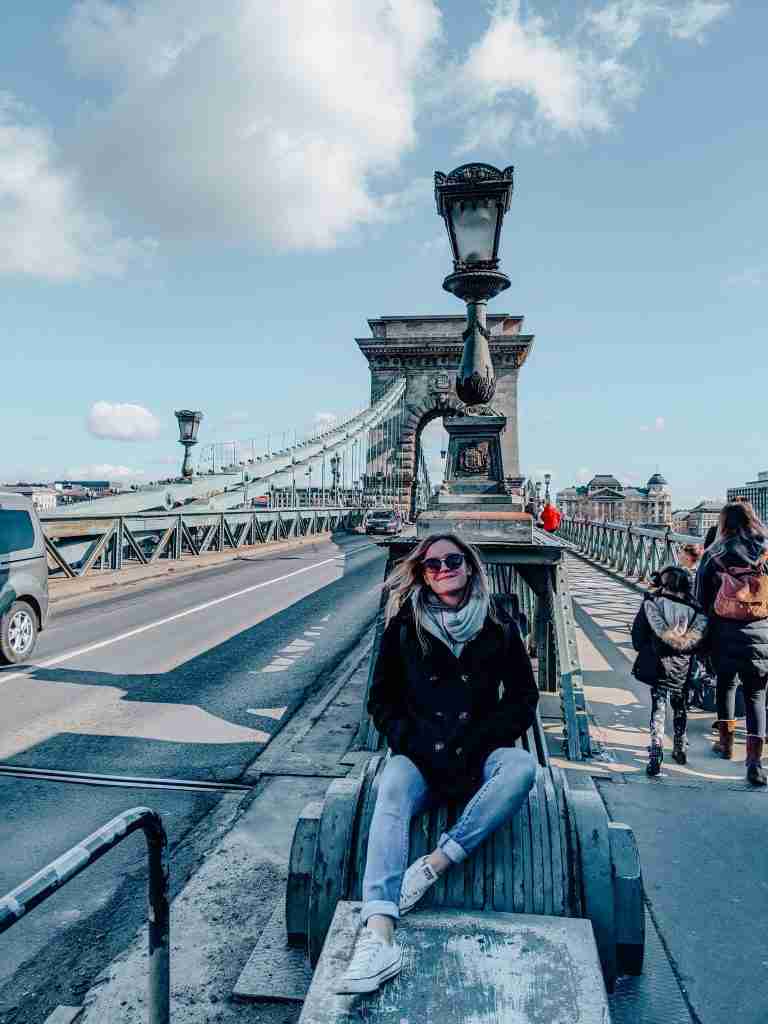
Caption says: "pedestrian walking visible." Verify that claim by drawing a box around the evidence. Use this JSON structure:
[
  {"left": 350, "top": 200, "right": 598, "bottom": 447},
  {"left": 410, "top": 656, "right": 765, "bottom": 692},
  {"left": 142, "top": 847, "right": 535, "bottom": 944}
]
[
  {"left": 336, "top": 533, "right": 539, "bottom": 994},
  {"left": 677, "top": 543, "right": 711, "bottom": 710},
  {"left": 631, "top": 566, "right": 708, "bottom": 775},
  {"left": 695, "top": 501, "right": 768, "bottom": 785},
  {"left": 540, "top": 501, "right": 561, "bottom": 533},
  {"left": 678, "top": 543, "right": 704, "bottom": 580}
]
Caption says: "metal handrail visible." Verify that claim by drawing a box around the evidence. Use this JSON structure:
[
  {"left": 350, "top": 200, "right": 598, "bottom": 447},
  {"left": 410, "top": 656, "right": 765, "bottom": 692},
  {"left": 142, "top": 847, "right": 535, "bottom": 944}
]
[
  {"left": 40, "top": 506, "right": 367, "bottom": 579},
  {"left": 0, "top": 807, "right": 169, "bottom": 1024},
  {"left": 559, "top": 518, "right": 704, "bottom": 582}
]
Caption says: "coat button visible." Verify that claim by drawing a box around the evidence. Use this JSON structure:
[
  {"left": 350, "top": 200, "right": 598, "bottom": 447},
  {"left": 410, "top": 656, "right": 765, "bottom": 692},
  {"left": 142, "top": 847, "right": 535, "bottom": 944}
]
[
  {"left": 433, "top": 742, "right": 445, "bottom": 752},
  {"left": 460, "top": 673, "right": 470, "bottom": 683},
  {"left": 455, "top": 747, "right": 464, "bottom": 756},
  {"left": 458, "top": 712, "right": 470, "bottom": 723},
  {"left": 434, "top": 711, "right": 445, "bottom": 720}
]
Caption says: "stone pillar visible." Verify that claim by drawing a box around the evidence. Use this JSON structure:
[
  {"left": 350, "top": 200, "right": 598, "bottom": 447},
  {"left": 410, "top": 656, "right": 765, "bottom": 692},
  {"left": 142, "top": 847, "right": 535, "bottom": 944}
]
[{"left": 493, "top": 367, "right": 520, "bottom": 478}]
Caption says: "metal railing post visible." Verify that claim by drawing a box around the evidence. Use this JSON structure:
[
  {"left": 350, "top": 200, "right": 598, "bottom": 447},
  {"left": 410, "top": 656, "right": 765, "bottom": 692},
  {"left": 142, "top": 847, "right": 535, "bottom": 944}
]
[{"left": 0, "top": 807, "right": 169, "bottom": 1024}]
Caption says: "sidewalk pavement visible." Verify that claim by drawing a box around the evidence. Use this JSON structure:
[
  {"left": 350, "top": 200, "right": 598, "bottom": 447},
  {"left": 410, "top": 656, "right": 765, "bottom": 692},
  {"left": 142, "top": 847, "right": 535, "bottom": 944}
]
[
  {"left": 564, "top": 553, "right": 768, "bottom": 1024},
  {"left": 48, "top": 532, "right": 364, "bottom": 609}
]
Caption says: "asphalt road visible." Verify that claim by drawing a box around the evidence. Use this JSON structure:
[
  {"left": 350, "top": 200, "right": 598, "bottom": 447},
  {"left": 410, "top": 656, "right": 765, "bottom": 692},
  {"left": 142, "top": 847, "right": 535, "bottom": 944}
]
[{"left": 0, "top": 533, "right": 386, "bottom": 1021}]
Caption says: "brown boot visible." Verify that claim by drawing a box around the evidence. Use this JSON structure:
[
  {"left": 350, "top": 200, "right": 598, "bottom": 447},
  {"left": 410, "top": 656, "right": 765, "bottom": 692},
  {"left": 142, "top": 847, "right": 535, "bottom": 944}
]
[
  {"left": 713, "top": 720, "right": 736, "bottom": 759},
  {"left": 746, "top": 736, "right": 768, "bottom": 786}
]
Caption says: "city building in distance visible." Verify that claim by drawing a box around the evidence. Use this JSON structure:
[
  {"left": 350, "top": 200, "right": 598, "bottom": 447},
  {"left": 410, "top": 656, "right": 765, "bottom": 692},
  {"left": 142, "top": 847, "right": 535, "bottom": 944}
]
[
  {"left": 557, "top": 472, "right": 671, "bottom": 526},
  {"left": 727, "top": 471, "right": 768, "bottom": 524},
  {"left": 2, "top": 484, "right": 59, "bottom": 512}
]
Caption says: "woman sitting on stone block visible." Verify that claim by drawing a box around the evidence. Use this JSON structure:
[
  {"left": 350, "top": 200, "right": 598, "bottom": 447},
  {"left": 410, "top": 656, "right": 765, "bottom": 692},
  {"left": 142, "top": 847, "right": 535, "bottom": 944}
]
[{"left": 336, "top": 532, "right": 539, "bottom": 995}]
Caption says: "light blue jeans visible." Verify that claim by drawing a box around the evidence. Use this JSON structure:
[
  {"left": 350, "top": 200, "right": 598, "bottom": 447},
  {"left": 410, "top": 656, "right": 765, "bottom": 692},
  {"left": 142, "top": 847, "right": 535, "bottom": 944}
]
[{"left": 360, "top": 747, "right": 538, "bottom": 924}]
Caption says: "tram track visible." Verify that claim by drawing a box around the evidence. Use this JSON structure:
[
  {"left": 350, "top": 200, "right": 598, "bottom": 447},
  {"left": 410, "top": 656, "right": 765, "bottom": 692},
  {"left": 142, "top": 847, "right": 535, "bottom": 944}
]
[{"left": 0, "top": 764, "right": 253, "bottom": 794}]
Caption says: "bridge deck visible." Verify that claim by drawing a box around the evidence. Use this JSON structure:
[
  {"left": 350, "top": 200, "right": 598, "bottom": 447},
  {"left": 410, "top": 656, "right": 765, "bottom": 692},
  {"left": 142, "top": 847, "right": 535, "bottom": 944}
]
[{"left": 564, "top": 552, "right": 766, "bottom": 1024}]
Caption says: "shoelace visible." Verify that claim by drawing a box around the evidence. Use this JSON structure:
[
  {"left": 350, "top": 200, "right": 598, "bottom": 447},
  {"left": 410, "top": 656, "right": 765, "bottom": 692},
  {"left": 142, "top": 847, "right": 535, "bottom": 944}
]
[
  {"left": 402, "top": 861, "right": 437, "bottom": 901},
  {"left": 349, "top": 930, "right": 385, "bottom": 970}
]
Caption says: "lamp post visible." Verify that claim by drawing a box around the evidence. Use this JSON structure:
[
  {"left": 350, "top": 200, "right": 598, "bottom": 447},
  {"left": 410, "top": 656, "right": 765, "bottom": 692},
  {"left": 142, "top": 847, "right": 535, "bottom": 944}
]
[
  {"left": 544, "top": 473, "right": 552, "bottom": 504},
  {"left": 330, "top": 453, "right": 340, "bottom": 505},
  {"left": 434, "top": 163, "right": 514, "bottom": 406},
  {"left": 535, "top": 480, "right": 542, "bottom": 514},
  {"left": 174, "top": 410, "right": 203, "bottom": 480}
]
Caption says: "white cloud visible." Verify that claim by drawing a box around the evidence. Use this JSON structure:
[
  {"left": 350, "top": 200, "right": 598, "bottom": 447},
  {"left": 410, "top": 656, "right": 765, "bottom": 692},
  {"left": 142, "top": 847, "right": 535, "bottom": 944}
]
[
  {"left": 451, "top": 0, "right": 729, "bottom": 149},
  {"left": 61, "top": 0, "right": 442, "bottom": 250},
  {"left": 725, "top": 266, "right": 768, "bottom": 288},
  {"left": 66, "top": 463, "right": 145, "bottom": 479},
  {"left": 587, "top": 1, "right": 730, "bottom": 50},
  {"left": 640, "top": 415, "right": 665, "bottom": 432},
  {"left": 0, "top": 93, "right": 152, "bottom": 279},
  {"left": 87, "top": 401, "right": 162, "bottom": 441},
  {"left": 314, "top": 413, "right": 339, "bottom": 430}
]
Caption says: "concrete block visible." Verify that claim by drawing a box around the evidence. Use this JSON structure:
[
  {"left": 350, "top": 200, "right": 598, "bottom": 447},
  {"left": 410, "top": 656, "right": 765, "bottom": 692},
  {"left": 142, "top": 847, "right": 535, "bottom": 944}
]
[
  {"left": 43, "top": 1009, "right": 83, "bottom": 1024},
  {"left": 233, "top": 901, "right": 312, "bottom": 1003},
  {"left": 300, "top": 901, "right": 612, "bottom": 1024}
]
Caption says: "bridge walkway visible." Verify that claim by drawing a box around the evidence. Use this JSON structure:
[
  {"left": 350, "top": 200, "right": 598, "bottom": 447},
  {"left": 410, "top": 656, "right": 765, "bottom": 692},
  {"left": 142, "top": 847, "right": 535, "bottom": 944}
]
[{"left": 565, "top": 552, "right": 767, "bottom": 1024}]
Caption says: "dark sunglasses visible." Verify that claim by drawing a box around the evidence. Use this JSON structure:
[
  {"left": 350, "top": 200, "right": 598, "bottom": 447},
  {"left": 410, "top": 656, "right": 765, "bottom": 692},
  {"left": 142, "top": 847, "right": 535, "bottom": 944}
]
[{"left": 422, "top": 553, "right": 465, "bottom": 573}]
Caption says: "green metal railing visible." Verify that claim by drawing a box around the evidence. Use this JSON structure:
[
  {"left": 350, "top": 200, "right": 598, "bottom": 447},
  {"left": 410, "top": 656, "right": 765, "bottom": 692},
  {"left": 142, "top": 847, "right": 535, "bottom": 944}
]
[
  {"left": 559, "top": 518, "right": 703, "bottom": 582},
  {"left": 41, "top": 507, "right": 366, "bottom": 579}
]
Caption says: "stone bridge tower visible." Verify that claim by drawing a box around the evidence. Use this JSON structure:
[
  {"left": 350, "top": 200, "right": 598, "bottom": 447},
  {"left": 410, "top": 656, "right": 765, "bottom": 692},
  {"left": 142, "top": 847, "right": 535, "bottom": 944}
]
[{"left": 356, "top": 314, "right": 533, "bottom": 515}]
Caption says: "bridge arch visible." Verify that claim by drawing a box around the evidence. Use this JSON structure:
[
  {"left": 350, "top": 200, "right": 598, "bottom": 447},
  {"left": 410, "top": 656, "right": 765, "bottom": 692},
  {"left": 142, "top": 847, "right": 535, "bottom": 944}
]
[
  {"left": 399, "top": 394, "right": 464, "bottom": 519},
  {"left": 357, "top": 314, "right": 533, "bottom": 520}
]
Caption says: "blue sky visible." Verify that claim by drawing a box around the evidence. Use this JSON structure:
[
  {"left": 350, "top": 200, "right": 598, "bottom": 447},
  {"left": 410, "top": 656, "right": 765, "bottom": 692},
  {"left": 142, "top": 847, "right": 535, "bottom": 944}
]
[{"left": 1, "top": 1, "right": 765, "bottom": 508}]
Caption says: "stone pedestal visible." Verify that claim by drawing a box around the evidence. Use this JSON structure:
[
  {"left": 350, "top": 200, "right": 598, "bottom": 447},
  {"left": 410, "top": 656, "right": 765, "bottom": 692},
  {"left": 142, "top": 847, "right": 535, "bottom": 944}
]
[{"left": 417, "top": 410, "right": 532, "bottom": 542}]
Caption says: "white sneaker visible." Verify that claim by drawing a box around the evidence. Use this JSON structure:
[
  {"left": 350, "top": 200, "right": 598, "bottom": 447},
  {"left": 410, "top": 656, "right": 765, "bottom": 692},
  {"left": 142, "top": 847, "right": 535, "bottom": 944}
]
[
  {"left": 335, "top": 927, "right": 403, "bottom": 995},
  {"left": 399, "top": 856, "right": 440, "bottom": 915}
]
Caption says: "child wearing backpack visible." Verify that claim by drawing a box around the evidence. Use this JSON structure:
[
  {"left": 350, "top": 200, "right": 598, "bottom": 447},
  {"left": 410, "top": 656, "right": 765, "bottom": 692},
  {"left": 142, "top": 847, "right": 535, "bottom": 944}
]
[
  {"left": 695, "top": 501, "right": 768, "bottom": 785},
  {"left": 631, "top": 566, "right": 708, "bottom": 775}
]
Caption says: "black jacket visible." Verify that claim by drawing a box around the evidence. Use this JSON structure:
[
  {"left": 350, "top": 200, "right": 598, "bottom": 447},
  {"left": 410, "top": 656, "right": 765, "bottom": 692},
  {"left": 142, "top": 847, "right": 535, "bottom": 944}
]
[
  {"left": 630, "top": 594, "right": 705, "bottom": 692},
  {"left": 367, "top": 597, "right": 539, "bottom": 800},
  {"left": 695, "top": 545, "right": 768, "bottom": 677}
]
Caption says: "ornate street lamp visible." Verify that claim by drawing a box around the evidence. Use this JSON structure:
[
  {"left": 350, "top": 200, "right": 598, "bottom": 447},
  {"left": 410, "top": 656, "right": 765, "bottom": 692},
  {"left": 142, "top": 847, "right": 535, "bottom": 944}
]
[
  {"left": 175, "top": 410, "right": 203, "bottom": 479},
  {"left": 330, "top": 453, "right": 341, "bottom": 505},
  {"left": 434, "top": 163, "right": 514, "bottom": 405},
  {"left": 544, "top": 472, "right": 552, "bottom": 503}
]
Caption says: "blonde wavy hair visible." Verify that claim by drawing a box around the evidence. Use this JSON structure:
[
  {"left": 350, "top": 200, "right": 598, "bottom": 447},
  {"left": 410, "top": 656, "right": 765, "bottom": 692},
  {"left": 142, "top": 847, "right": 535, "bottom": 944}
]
[{"left": 383, "top": 533, "right": 495, "bottom": 652}]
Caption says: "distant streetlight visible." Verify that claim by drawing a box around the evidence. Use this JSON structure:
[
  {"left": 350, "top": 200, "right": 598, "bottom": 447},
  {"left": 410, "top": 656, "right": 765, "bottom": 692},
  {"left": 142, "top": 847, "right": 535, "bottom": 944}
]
[
  {"left": 175, "top": 410, "right": 203, "bottom": 479},
  {"left": 330, "top": 453, "right": 341, "bottom": 505},
  {"left": 544, "top": 472, "right": 552, "bottom": 503},
  {"left": 434, "top": 163, "right": 514, "bottom": 405}
]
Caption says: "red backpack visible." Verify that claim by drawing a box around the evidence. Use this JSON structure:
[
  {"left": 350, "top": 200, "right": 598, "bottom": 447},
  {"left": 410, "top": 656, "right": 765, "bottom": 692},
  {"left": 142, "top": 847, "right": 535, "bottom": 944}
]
[{"left": 713, "top": 557, "right": 768, "bottom": 621}]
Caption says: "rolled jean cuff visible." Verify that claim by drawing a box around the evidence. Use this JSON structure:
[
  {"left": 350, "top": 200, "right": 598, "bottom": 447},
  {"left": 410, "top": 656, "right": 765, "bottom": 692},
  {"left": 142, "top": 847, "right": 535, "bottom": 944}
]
[
  {"left": 360, "top": 899, "right": 399, "bottom": 925},
  {"left": 438, "top": 833, "right": 468, "bottom": 865}
]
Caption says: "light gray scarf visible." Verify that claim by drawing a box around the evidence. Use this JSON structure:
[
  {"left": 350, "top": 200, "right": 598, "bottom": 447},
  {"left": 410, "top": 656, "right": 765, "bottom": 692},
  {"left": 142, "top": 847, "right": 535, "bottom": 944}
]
[{"left": 412, "top": 576, "right": 489, "bottom": 658}]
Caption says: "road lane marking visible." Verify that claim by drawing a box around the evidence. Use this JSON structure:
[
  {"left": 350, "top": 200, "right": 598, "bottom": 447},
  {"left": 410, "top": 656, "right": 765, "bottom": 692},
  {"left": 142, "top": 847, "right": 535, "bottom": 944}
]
[
  {"left": 0, "top": 555, "right": 344, "bottom": 688},
  {"left": 246, "top": 707, "right": 287, "bottom": 720}
]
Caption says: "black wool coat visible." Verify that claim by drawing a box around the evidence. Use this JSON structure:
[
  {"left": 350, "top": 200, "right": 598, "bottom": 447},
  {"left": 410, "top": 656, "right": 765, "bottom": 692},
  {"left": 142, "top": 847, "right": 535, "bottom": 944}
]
[
  {"left": 630, "top": 595, "right": 701, "bottom": 693},
  {"left": 695, "top": 547, "right": 768, "bottom": 678},
  {"left": 367, "top": 599, "right": 539, "bottom": 800}
]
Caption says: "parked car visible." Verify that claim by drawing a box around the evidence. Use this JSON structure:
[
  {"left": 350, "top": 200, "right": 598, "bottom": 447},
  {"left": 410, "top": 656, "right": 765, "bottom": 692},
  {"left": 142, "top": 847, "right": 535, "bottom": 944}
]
[
  {"left": 0, "top": 492, "right": 50, "bottom": 664},
  {"left": 364, "top": 509, "right": 403, "bottom": 536}
]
